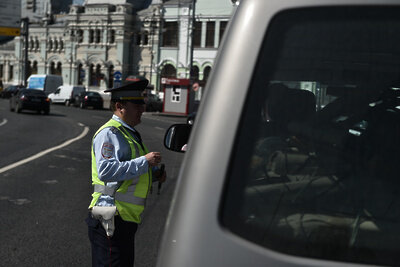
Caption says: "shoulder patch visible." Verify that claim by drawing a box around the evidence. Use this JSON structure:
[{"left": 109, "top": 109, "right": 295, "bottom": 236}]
[{"left": 101, "top": 142, "right": 115, "bottom": 159}]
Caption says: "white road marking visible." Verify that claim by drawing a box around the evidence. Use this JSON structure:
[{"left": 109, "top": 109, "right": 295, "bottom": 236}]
[
  {"left": 155, "top": 126, "right": 164, "bottom": 130},
  {"left": 0, "top": 118, "right": 7, "bottom": 127},
  {"left": 0, "top": 125, "right": 89, "bottom": 174}
]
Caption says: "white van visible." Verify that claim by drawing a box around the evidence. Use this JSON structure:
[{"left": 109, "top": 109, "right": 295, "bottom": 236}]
[
  {"left": 27, "top": 74, "right": 63, "bottom": 95},
  {"left": 48, "top": 85, "right": 86, "bottom": 106},
  {"left": 160, "top": 0, "right": 400, "bottom": 266}
]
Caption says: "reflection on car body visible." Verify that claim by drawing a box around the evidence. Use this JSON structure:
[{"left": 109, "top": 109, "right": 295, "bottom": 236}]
[{"left": 159, "top": 1, "right": 400, "bottom": 267}]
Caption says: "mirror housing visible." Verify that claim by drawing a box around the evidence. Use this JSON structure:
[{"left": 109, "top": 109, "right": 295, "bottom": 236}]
[{"left": 164, "top": 124, "right": 192, "bottom": 153}]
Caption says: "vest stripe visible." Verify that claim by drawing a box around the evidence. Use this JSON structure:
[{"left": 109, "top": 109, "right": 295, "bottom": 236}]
[{"left": 94, "top": 184, "right": 117, "bottom": 196}]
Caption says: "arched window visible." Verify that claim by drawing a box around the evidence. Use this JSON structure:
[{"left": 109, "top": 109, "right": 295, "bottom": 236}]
[
  {"left": 27, "top": 61, "right": 32, "bottom": 77},
  {"left": 136, "top": 33, "right": 141, "bottom": 46},
  {"left": 89, "top": 30, "right": 94, "bottom": 43},
  {"left": 77, "top": 63, "right": 83, "bottom": 85},
  {"left": 50, "top": 61, "right": 56, "bottom": 74},
  {"left": 161, "top": 64, "right": 176, "bottom": 78},
  {"left": 77, "top": 30, "right": 83, "bottom": 43},
  {"left": 109, "top": 29, "right": 115, "bottom": 43},
  {"left": 54, "top": 39, "right": 58, "bottom": 51},
  {"left": 203, "top": 66, "right": 212, "bottom": 84},
  {"left": 48, "top": 39, "right": 53, "bottom": 50},
  {"left": 191, "top": 66, "right": 199, "bottom": 82},
  {"left": 95, "top": 29, "right": 101, "bottom": 43},
  {"left": 35, "top": 38, "right": 39, "bottom": 50},
  {"left": 59, "top": 40, "right": 64, "bottom": 50},
  {"left": 29, "top": 38, "right": 34, "bottom": 50},
  {"left": 32, "top": 61, "right": 38, "bottom": 74},
  {"left": 56, "top": 62, "right": 62, "bottom": 76},
  {"left": 143, "top": 31, "right": 149, "bottom": 45},
  {"left": 95, "top": 64, "right": 102, "bottom": 85},
  {"left": 89, "top": 64, "right": 95, "bottom": 85}
]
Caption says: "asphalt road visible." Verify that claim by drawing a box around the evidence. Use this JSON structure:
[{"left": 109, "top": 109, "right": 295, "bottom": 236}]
[{"left": 0, "top": 98, "right": 186, "bottom": 266}]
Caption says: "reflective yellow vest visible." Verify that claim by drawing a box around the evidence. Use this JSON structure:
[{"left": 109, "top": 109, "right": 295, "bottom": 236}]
[{"left": 89, "top": 119, "right": 152, "bottom": 223}]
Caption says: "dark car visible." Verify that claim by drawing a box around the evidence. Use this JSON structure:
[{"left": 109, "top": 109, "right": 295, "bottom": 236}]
[
  {"left": 74, "top": 91, "right": 103, "bottom": 109},
  {"left": 145, "top": 94, "right": 163, "bottom": 112},
  {"left": 1, "top": 85, "right": 25, "bottom": 99},
  {"left": 9, "top": 89, "right": 50, "bottom": 115}
]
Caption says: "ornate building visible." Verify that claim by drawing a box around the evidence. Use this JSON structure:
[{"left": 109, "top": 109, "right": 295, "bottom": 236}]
[{"left": 0, "top": 0, "right": 234, "bottom": 95}]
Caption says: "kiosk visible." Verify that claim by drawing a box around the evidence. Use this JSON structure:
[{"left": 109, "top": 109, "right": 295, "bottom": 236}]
[{"left": 162, "top": 78, "right": 195, "bottom": 115}]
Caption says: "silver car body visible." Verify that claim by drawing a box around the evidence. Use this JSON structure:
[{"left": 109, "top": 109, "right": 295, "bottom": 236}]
[{"left": 157, "top": 0, "right": 400, "bottom": 266}]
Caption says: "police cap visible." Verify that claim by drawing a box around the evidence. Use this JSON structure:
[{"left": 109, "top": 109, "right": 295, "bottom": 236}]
[{"left": 105, "top": 79, "right": 149, "bottom": 104}]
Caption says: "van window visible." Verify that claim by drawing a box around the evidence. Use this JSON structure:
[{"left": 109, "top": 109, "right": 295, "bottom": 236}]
[{"left": 221, "top": 7, "right": 400, "bottom": 266}]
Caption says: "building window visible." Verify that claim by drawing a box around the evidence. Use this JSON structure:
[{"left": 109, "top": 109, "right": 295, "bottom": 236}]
[
  {"left": 143, "top": 31, "right": 149, "bottom": 46},
  {"left": 162, "top": 21, "right": 178, "bottom": 47},
  {"left": 56, "top": 62, "right": 62, "bottom": 76},
  {"left": 193, "top": 21, "right": 202, "bottom": 48},
  {"left": 8, "top": 65, "right": 13, "bottom": 80},
  {"left": 77, "top": 30, "right": 83, "bottom": 43},
  {"left": 95, "top": 29, "right": 101, "bottom": 43},
  {"left": 89, "top": 30, "right": 94, "bottom": 43},
  {"left": 219, "top": 21, "right": 228, "bottom": 47},
  {"left": 35, "top": 38, "right": 39, "bottom": 50},
  {"left": 191, "top": 66, "right": 199, "bottom": 81},
  {"left": 136, "top": 33, "right": 142, "bottom": 46},
  {"left": 29, "top": 38, "right": 34, "bottom": 50},
  {"left": 50, "top": 62, "right": 56, "bottom": 74},
  {"left": 77, "top": 63, "right": 83, "bottom": 85},
  {"left": 206, "top": 21, "right": 215, "bottom": 48},
  {"left": 32, "top": 61, "right": 38, "bottom": 74},
  {"left": 109, "top": 30, "right": 115, "bottom": 43},
  {"left": 54, "top": 39, "right": 58, "bottom": 51},
  {"left": 48, "top": 39, "right": 53, "bottom": 50},
  {"left": 59, "top": 40, "right": 64, "bottom": 50},
  {"left": 203, "top": 66, "right": 211, "bottom": 85},
  {"left": 0, "top": 64, "right": 3, "bottom": 78},
  {"left": 90, "top": 64, "right": 103, "bottom": 86},
  {"left": 161, "top": 64, "right": 176, "bottom": 78}
]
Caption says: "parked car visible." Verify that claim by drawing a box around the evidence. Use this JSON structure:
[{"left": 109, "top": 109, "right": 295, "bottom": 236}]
[
  {"left": 159, "top": 1, "right": 400, "bottom": 266},
  {"left": 74, "top": 91, "right": 103, "bottom": 109},
  {"left": 9, "top": 89, "right": 50, "bottom": 115},
  {"left": 145, "top": 93, "right": 163, "bottom": 112},
  {"left": 48, "top": 85, "right": 85, "bottom": 106},
  {"left": 1, "top": 85, "right": 24, "bottom": 99}
]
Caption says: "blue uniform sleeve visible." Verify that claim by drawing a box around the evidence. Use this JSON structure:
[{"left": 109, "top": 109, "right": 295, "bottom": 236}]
[{"left": 93, "top": 127, "right": 149, "bottom": 183}]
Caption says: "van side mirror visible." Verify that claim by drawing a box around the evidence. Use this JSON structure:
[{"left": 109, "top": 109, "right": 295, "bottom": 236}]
[{"left": 164, "top": 124, "right": 192, "bottom": 153}]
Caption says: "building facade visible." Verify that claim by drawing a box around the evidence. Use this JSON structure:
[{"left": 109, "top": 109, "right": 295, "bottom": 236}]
[{"left": 0, "top": 0, "right": 234, "bottom": 96}]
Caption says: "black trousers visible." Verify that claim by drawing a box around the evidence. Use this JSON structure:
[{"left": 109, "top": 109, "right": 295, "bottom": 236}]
[{"left": 86, "top": 212, "right": 138, "bottom": 267}]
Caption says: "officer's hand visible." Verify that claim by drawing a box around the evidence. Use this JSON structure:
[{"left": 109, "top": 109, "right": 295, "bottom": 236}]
[{"left": 145, "top": 152, "right": 162, "bottom": 167}]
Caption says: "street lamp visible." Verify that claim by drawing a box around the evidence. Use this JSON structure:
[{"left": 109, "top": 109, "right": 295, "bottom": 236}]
[{"left": 21, "top": 18, "right": 29, "bottom": 86}]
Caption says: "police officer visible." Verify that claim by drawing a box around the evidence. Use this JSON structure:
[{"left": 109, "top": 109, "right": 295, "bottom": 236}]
[{"left": 86, "top": 79, "right": 166, "bottom": 267}]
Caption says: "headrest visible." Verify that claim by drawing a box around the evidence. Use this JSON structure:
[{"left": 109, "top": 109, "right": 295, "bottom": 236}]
[{"left": 266, "top": 83, "right": 316, "bottom": 124}]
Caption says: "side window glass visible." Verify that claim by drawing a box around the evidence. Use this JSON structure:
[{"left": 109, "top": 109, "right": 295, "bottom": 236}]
[{"left": 221, "top": 7, "right": 400, "bottom": 266}]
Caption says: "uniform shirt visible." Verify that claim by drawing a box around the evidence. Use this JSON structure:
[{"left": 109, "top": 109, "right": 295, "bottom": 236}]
[{"left": 93, "top": 115, "right": 149, "bottom": 206}]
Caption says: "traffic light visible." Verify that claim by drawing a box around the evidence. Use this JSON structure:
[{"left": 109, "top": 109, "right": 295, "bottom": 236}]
[{"left": 26, "top": 0, "right": 36, "bottom": 12}]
